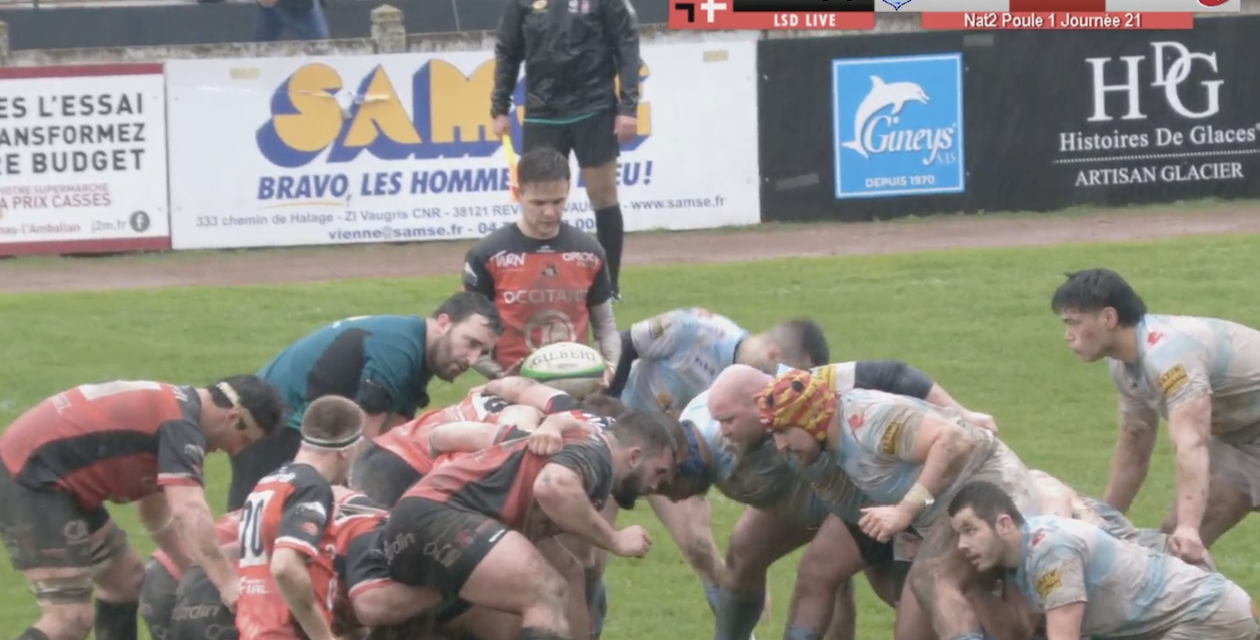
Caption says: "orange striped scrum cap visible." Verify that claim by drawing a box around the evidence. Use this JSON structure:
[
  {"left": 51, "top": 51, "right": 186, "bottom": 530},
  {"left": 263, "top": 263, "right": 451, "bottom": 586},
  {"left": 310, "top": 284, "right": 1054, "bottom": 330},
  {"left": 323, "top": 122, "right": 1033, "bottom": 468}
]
[{"left": 756, "top": 369, "right": 836, "bottom": 442}]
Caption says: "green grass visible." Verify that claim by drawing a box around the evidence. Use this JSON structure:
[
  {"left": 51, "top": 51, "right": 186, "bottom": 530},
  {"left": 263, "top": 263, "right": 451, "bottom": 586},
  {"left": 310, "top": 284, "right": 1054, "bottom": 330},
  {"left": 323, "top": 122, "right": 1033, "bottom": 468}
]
[{"left": 4, "top": 232, "right": 1260, "bottom": 639}]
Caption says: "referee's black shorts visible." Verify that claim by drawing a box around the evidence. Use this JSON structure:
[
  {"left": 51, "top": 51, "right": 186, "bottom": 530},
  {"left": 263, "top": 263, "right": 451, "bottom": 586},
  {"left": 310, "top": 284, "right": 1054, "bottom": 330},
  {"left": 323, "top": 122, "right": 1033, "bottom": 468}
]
[{"left": 522, "top": 108, "right": 620, "bottom": 169}]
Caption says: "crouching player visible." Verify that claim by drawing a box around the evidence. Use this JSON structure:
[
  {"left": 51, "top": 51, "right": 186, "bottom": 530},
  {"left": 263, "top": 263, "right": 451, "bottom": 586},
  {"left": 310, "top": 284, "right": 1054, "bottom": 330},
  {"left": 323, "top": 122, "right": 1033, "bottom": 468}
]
[
  {"left": 375, "top": 410, "right": 676, "bottom": 640},
  {"left": 140, "top": 511, "right": 241, "bottom": 640},
  {"left": 950, "top": 481, "right": 1258, "bottom": 640}
]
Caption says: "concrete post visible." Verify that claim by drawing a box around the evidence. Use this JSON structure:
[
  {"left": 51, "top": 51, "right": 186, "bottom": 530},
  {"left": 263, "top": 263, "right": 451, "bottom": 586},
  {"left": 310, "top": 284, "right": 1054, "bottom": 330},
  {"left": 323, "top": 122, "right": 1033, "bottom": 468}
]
[{"left": 371, "top": 5, "right": 406, "bottom": 54}]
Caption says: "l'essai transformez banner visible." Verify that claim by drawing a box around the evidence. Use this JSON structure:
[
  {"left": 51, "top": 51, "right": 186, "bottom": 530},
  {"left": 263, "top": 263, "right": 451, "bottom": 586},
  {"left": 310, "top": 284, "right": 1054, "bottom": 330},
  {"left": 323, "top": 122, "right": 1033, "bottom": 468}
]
[
  {"left": 163, "top": 39, "right": 760, "bottom": 250},
  {"left": 0, "top": 64, "right": 170, "bottom": 256}
]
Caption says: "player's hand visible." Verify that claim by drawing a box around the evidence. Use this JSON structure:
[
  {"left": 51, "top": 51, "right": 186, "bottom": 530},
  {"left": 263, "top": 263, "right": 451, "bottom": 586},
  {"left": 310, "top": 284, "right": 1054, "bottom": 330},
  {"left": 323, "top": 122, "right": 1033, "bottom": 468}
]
[
  {"left": 526, "top": 425, "right": 565, "bottom": 456},
  {"left": 600, "top": 361, "right": 615, "bottom": 389},
  {"left": 858, "top": 503, "right": 916, "bottom": 543},
  {"left": 965, "top": 411, "right": 998, "bottom": 433},
  {"left": 492, "top": 115, "right": 512, "bottom": 139},
  {"left": 614, "top": 115, "right": 637, "bottom": 143},
  {"left": 218, "top": 577, "right": 240, "bottom": 612},
  {"left": 611, "top": 524, "right": 652, "bottom": 557},
  {"left": 1170, "top": 525, "right": 1206, "bottom": 564}
]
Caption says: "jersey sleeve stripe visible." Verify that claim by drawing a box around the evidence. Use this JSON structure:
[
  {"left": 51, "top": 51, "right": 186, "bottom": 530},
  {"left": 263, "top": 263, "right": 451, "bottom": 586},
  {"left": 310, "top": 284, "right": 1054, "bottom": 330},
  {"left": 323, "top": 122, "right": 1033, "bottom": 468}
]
[
  {"left": 347, "top": 578, "right": 392, "bottom": 598},
  {"left": 274, "top": 537, "right": 320, "bottom": 557}
]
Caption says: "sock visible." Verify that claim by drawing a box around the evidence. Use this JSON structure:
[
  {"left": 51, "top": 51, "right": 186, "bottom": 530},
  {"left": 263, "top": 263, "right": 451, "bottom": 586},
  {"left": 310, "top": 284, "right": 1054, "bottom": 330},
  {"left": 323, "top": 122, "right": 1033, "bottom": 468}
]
[
  {"left": 943, "top": 633, "right": 989, "bottom": 640},
  {"left": 593, "top": 205, "right": 624, "bottom": 293},
  {"left": 703, "top": 582, "right": 721, "bottom": 615},
  {"left": 518, "top": 627, "right": 569, "bottom": 640},
  {"left": 94, "top": 599, "right": 139, "bottom": 640},
  {"left": 784, "top": 626, "right": 822, "bottom": 640},
  {"left": 587, "top": 575, "right": 608, "bottom": 638},
  {"left": 714, "top": 588, "right": 765, "bottom": 640},
  {"left": 17, "top": 628, "right": 51, "bottom": 640}
]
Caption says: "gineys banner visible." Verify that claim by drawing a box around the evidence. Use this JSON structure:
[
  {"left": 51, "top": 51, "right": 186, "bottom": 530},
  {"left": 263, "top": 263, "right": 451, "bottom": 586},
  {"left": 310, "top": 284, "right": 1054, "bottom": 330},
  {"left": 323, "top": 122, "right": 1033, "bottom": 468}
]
[
  {"left": 985, "top": 23, "right": 1260, "bottom": 211},
  {"left": 164, "top": 39, "right": 760, "bottom": 250},
  {"left": 0, "top": 64, "right": 170, "bottom": 256}
]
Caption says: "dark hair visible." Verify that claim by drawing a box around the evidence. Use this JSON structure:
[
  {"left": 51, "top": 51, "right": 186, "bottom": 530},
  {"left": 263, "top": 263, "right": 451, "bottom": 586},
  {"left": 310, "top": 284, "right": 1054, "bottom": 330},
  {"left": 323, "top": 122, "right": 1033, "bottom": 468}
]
[
  {"left": 609, "top": 409, "right": 675, "bottom": 459},
  {"left": 431, "top": 291, "right": 503, "bottom": 334},
  {"left": 517, "top": 147, "right": 571, "bottom": 187},
  {"left": 207, "top": 374, "right": 284, "bottom": 435},
  {"left": 769, "top": 319, "right": 831, "bottom": 368},
  {"left": 301, "top": 396, "right": 365, "bottom": 440},
  {"left": 577, "top": 394, "right": 626, "bottom": 419},
  {"left": 1050, "top": 269, "right": 1147, "bottom": 327},
  {"left": 947, "top": 481, "right": 1026, "bottom": 527}
]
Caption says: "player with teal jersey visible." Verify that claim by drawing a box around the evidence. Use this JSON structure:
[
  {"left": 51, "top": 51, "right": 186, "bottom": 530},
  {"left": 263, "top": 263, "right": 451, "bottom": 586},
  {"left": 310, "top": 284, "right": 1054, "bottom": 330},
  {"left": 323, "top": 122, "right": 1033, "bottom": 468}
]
[
  {"left": 227, "top": 291, "right": 502, "bottom": 511},
  {"left": 950, "top": 481, "right": 1257, "bottom": 640}
]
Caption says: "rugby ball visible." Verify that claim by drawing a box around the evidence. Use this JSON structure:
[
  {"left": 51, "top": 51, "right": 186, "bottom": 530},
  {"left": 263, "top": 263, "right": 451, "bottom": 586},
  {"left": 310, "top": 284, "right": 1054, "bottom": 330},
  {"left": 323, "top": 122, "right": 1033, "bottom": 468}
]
[{"left": 520, "top": 342, "right": 606, "bottom": 399}]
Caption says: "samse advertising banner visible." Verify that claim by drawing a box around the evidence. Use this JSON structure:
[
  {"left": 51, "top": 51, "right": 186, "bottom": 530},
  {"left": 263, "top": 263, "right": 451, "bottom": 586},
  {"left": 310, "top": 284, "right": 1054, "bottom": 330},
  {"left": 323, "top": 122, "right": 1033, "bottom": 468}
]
[
  {"left": 164, "top": 39, "right": 761, "bottom": 250},
  {"left": 0, "top": 64, "right": 170, "bottom": 256}
]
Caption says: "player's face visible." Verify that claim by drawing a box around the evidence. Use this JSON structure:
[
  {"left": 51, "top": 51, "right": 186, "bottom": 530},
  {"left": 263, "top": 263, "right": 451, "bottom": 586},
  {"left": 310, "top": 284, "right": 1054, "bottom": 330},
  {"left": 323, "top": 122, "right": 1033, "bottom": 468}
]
[
  {"left": 433, "top": 314, "right": 499, "bottom": 381},
  {"left": 712, "top": 399, "right": 765, "bottom": 446},
  {"left": 615, "top": 447, "right": 676, "bottom": 508},
  {"left": 518, "top": 180, "right": 569, "bottom": 239},
  {"left": 771, "top": 427, "right": 822, "bottom": 465},
  {"left": 951, "top": 508, "right": 1003, "bottom": 571},
  {"left": 1058, "top": 308, "right": 1114, "bottom": 362},
  {"left": 212, "top": 411, "right": 266, "bottom": 455}
]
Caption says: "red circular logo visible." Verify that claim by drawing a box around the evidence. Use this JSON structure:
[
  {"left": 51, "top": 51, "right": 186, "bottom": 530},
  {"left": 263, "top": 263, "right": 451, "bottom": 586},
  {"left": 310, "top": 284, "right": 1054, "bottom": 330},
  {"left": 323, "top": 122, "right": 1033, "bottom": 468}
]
[{"left": 1199, "top": 0, "right": 1229, "bottom": 6}]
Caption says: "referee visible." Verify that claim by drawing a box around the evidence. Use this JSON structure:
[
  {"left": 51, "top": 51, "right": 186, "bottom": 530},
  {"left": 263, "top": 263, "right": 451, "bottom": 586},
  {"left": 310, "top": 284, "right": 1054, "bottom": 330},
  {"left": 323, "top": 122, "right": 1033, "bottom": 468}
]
[{"left": 491, "top": 0, "right": 641, "bottom": 300}]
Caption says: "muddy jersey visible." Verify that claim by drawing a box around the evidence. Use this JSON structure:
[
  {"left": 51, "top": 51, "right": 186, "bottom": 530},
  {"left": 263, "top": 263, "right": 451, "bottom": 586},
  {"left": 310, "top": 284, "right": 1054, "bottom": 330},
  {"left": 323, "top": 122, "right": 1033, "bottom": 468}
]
[
  {"left": 680, "top": 388, "right": 837, "bottom": 524},
  {"left": 152, "top": 510, "right": 242, "bottom": 581},
  {"left": 621, "top": 308, "right": 749, "bottom": 417},
  {"left": 0, "top": 381, "right": 207, "bottom": 510},
  {"left": 404, "top": 432, "right": 613, "bottom": 538},
  {"left": 372, "top": 393, "right": 515, "bottom": 474},
  {"left": 312, "top": 493, "right": 388, "bottom": 633},
  {"left": 462, "top": 223, "right": 613, "bottom": 368},
  {"left": 803, "top": 389, "right": 1038, "bottom": 530},
  {"left": 1013, "top": 516, "right": 1234, "bottom": 639},
  {"left": 1111, "top": 314, "right": 1260, "bottom": 443},
  {"left": 235, "top": 463, "right": 336, "bottom": 640}
]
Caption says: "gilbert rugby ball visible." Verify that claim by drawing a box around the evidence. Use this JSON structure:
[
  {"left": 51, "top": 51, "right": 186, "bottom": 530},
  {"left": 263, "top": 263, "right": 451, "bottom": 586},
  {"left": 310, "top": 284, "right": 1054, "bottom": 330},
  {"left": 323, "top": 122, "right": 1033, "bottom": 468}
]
[{"left": 520, "top": 342, "right": 605, "bottom": 399}]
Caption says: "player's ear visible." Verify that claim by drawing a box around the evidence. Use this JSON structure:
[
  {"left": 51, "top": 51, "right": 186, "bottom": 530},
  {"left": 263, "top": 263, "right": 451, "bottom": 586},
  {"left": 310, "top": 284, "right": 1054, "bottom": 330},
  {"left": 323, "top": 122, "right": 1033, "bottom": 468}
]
[
  {"left": 510, "top": 184, "right": 522, "bottom": 203},
  {"left": 434, "top": 313, "right": 453, "bottom": 334},
  {"left": 227, "top": 407, "right": 245, "bottom": 430},
  {"left": 626, "top": 446, "right": 643, "bottom": 468}
]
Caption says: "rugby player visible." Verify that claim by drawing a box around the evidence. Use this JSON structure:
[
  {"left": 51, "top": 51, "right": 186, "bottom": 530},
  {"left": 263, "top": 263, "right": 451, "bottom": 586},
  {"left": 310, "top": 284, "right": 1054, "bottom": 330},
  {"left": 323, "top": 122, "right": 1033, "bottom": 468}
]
[
  {"left": 235, "top": 396, "right": 365, "bottom": 640},
  {"left": 0, "top": 377, "right": 282, "bottom": 640},
  {"left": 752, "top": 367, "right": 1041, "bottom": 640},
  {"left": 462, "top": 148, "right": 620, "bottom": 383},
  {"left": 376, "top": 410, "right": 676, "bottom": 640},
  {"left": 1051, "top": 268, "right": 1260, "bottom": 564},
  {"left": 949, "top": 481, "right": 1258, "bottom": 640},
  {"left": 696, "top": 362, "right": 995, "bottom": 640},
  {"left": 139, "top": 510, "right": 241, "bottom": 640},
  {"left": 229, "top": 290, "right": 502, "bottom": 510}
]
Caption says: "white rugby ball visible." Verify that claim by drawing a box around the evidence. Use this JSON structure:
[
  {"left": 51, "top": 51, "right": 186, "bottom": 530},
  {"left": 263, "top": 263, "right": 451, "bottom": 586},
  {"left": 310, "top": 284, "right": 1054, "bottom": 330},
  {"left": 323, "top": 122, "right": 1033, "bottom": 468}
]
[{"left": 520, "top": 341, "right": 605, "bottom": 399}]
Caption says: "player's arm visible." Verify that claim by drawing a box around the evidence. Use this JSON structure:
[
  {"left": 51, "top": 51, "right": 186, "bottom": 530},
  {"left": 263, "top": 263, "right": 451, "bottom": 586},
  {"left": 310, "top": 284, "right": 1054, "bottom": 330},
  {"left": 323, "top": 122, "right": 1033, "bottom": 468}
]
[
  {"left": 157, "top": 419, "right": 239, "bottom": 598},
  {"left": 1032, "top": 543, "right": 1089, "bottom": 640},
  {"left": 272, "top": 481, "right": 338, "bottom": 640},
  {"left": 533, "top": 441, "right": 619, "bottom": 551},
  {"left": 647, "top": 494, "right": 726, "bottom": 588},
  {"left": 1044, "top": 604, "right": 1085, "bottom": 640},
  {"left": 478, "top": 376, "right": 582, "bottom": 414},
  {"left": 491, "top": 0, "right": 527, "bottom": 120},
  {"left": 1151, "top": 356, "right": 1213, "bottom": 533},
  {"left": 601, "top": 0, "right": 640, "bottom": 116},
  {"left": 136, "top": 492, "right": 195, "bottom": 571},
  {"left": 853, "top": 360, "right": 994, "bottom": 430},
  {"left": 965, "top": 580, "right": 1039, "bottom": 640},
  {"left": 354, "top": 373, "right": 406, "bottom": 439},
  {"left": 428, "top": 420, "right": 504, "bottom": 454},
  {"left": 879, "top": 407, "right": 976, "bottom": 517},
  {"left": 1102, "top": 367, "right": 1162, "bottom": 513},
  {"left": 587, "top": 263, "right": 621, "bottom": 377}
]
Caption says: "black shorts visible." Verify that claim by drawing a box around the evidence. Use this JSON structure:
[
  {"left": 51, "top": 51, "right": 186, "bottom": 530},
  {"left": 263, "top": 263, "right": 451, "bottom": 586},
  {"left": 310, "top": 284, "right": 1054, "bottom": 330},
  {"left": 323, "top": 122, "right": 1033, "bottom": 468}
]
[
  {"left": 349, "top": 443, "right": 423, "bottom": 508},
  {"left": 140, "top": 559, "right": 180, "bottom": 640},
  {"left": 384, "top": 497, "right": 509, "bottom": 598},
  {"left": 227, "top": 427, "right": 303, "bottom": 511},
  {"left": 170, "top": 567, "right": 237, "bottom": 640},
  {"left": 347, "top": 520, "right": 474, "bottom": 624},
  {"left": 845, "top": 521, "right": 895, "bottom": 568},
  {"left": 522, "top": 109, "right": 620, "bottom": 169},
  {"left": 0, "top": 462, "right": 111, "bottom": 571}
]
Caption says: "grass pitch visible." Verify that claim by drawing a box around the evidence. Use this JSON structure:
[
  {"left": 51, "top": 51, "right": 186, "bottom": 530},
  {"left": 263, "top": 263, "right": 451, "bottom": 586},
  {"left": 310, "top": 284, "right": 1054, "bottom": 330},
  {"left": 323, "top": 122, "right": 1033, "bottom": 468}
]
[{"left": 2, "top": 232, "right": 1260, "bottom": 639}]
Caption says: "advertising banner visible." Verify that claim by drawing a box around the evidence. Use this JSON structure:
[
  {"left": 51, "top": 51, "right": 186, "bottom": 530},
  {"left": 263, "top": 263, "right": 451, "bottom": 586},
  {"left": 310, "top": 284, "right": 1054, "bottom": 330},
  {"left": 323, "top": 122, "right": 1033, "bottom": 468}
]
[
  {"left": 982, "top": 21, "right": 1260, "bottom": 211},
  {"left": 0, "top": 64, "right": 170, "bottom": 256},
  {"left": 164, "top": 39, "right": 761, "bottom": 250}
]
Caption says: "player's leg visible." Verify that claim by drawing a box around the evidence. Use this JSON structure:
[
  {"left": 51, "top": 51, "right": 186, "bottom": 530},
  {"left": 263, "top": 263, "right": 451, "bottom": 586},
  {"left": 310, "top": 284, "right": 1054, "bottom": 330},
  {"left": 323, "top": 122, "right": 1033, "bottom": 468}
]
[
  {"left": 0, "top": 467, "right": 110, "bottom": 640},
  {"left": 582, "top": 500, "right": 619, "bottom": 639},
  {"left": 902, "top": 524, "right": 986, "bottom": 640},
  {"left": 347, "top": 442, "right": 422, "bottom": 507},
  {"left": 1157, "top": 438, "right": 1257, "bottom": 547},
  {"left": 138, "top": 560, "right": 179, "bottom": 640},
  {"left": 717, "top": 507, "right": 815, "bottom": 640},
  {"left": 783, "top": 515, "right": 871, "bottom": 640},
  {"left": 1164, "top": 582, "right": 1259, "bottom": 640},
  {"left": 89, "top": 512, "right": 145, "bottom": 640},
  {"left": 537, "top": 537, "right": 592, "bottom": 640},
  {"left": 168, "top": 567, "right": 237, "bottom": 640},
  {"left": 573, "top": 108, "right": 625, "bottom": 298}
]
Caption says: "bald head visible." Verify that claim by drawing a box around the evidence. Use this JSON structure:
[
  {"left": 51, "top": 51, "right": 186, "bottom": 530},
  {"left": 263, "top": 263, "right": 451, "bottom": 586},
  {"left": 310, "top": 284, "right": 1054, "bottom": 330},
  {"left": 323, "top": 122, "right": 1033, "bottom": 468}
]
[{"left": 708, "top": 365, "right": 773, "bottom": 445}]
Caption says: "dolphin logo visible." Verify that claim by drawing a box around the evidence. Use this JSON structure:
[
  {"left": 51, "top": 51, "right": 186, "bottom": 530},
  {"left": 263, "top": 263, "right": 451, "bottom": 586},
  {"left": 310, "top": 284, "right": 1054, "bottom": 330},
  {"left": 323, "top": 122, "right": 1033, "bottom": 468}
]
[{"left": 841, "top": 76, "right": 929, "bottom": 158}]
